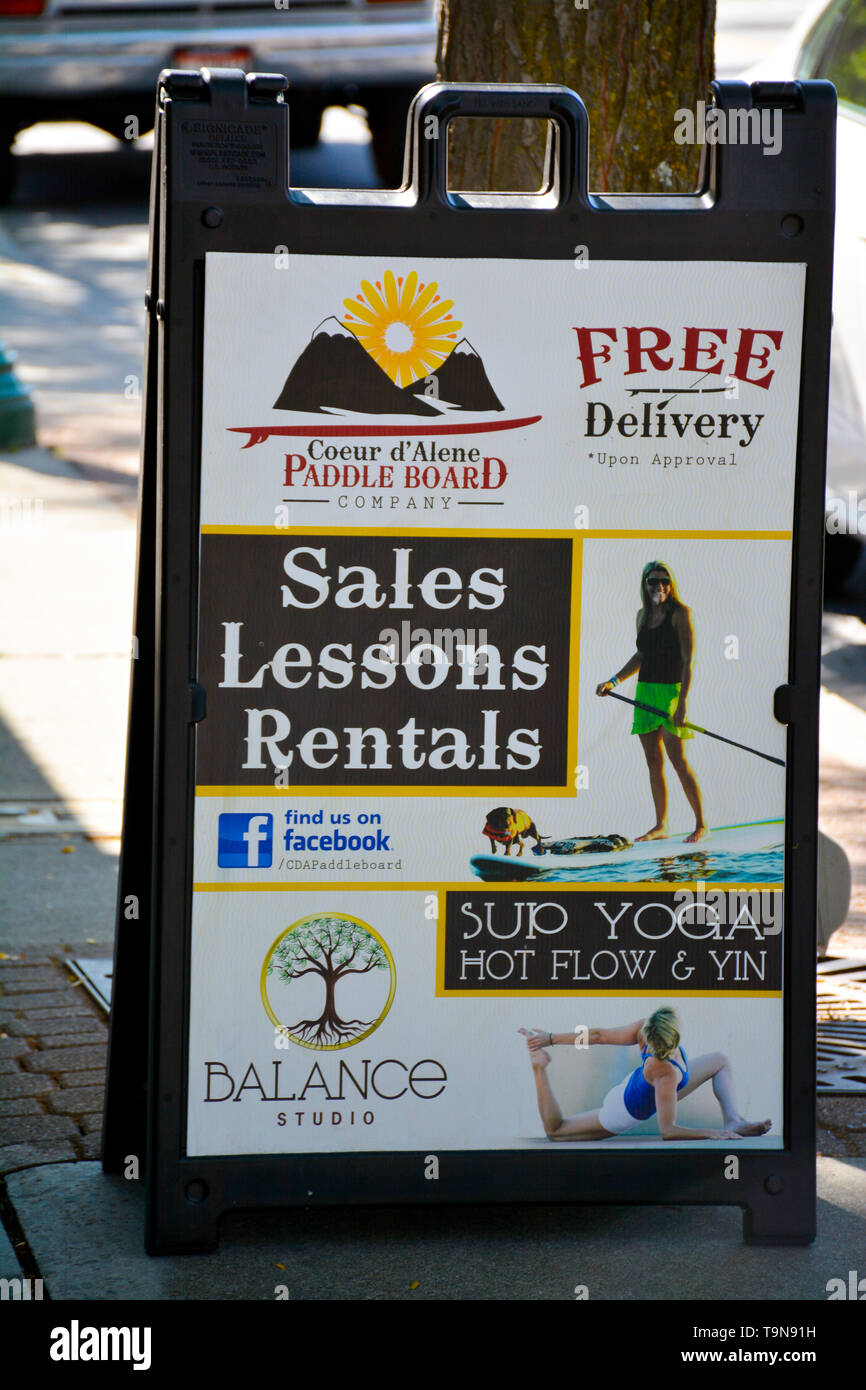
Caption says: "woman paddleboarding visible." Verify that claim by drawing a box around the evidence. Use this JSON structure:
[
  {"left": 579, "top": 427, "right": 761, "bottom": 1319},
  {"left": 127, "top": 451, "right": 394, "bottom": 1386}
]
[
  {"left": 520, "top": 1008, "right": 771, "bottom": 1141},
  {"left": 596, "top": 560, "right": 708, "bottom": 843}
]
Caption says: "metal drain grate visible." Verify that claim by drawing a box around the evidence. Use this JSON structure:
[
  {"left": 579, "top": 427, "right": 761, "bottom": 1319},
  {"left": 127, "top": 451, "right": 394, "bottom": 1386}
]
[
  {"left": 817, "top": 980, "right": 866, "bottom": 1022},
  {"left": 65, "top": 958, "right": 113, "bottom": 1014},
  {"left": 816, "top": 957, "right": 866, "bottom": 1091},
  {"left": 817, "top": 956, "right": 866, "bottom": 1020},
  {"left": 817, "top": 1021, "right": 866, "bottom": 1095}
]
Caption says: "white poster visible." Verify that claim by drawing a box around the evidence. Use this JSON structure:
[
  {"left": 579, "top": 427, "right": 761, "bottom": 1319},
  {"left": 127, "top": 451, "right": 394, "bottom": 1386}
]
[{"left": 188, "top": 253, "right": 802, "bottom": 1156}]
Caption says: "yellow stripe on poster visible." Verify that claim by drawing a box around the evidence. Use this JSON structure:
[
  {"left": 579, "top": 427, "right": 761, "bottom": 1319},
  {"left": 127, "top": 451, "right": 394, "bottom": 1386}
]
[
  {"left": 194, "top": 881, "right": 443, "bottom": 892},
  {"left": 196, "top": 784, "right": 576, "bottom": 797},
  {"left": 201, "top": 525, "right": 793, "bottom": 540},
  {"left": 433, "top": 988, "right": 783, "bottom": 999},
  {"left": 569, "top": 536, "right": 582, "bottom": 791},
  {"left": 192, "top": 880, "right": 784, "bottom": 893}
]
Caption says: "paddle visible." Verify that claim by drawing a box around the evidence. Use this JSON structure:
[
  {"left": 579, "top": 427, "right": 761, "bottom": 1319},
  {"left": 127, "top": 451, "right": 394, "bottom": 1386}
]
[{"left": 604, "top": 690, "right": 785, "bottom": 767}]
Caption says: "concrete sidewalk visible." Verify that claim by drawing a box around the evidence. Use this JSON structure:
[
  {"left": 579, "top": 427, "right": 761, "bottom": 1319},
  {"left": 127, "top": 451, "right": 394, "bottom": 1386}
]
[
  {"left": 3, "top": 1157, "right": 866, "bottom": 1301},
  {"left": 1, "top": 444, "right": 865, "bottom": 1300}
]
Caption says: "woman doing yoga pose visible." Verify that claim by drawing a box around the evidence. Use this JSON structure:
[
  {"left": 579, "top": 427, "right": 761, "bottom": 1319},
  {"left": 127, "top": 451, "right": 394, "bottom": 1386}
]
[{"left": 521, "top": 1007, "right": 771, "bottom": 1141}]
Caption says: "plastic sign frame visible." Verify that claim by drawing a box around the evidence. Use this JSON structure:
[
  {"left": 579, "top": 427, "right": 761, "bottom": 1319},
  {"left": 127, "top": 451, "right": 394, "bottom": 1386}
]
[{"left": 103, "top": 72, "right": 834, "bottom": 1254}]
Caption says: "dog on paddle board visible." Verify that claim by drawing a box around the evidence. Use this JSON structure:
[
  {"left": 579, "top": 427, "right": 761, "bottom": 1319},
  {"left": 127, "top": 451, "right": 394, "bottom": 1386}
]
[{"left": 483, "top": 807, "right": 543, "bottom": 856}]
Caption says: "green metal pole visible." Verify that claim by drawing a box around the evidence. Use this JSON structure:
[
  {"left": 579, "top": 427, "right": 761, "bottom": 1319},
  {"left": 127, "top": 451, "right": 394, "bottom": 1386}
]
[{"left": 0, "top": 340, "right": 36, "bottom": 448}]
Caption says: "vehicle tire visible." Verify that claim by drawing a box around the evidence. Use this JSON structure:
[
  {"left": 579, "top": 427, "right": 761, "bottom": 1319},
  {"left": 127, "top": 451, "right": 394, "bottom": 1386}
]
[
  {"left": 365, "top": 89, "right": 414, "bottom": 188},
  {"left": 0, "top": 127, "right": 17, "bottom": 206},
  {"left": 289, "top": 104, "right": 323, "bottom": 149},
  {"left": 824, "top": 525, "right": 864, "bottom": 601}
]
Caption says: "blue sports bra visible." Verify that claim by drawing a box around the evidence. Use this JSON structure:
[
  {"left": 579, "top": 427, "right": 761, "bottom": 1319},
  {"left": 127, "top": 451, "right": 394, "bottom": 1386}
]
[{"left": 622, "top": 1044, "right": 689, "bottom": 1121}]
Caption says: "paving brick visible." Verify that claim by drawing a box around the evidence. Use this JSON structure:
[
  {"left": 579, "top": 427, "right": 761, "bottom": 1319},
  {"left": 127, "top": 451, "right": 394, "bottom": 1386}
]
[
  {"left": 58, "top": 1069, "right": 105, "bottom": 1089},
  {"left": 0, "top": 955, "right": 54, "bottom": 967},
  {"left": 0, "top": 1114, "right": 79, "bottom": 1145},
  {"left": 0, "top": 1020, "right": 37, "bottom": 1038},
  {"left": 0, "top": 1140, "right": 78, "bottom": 1175},
  {"left": 78, "top": 1113, "right": 103, "bottom": 1136},
  {"left": 0, "top": 991, "right": 81, "bottom": 1011},
  {"left": 45, "top": 1086, "right": 103, "bottom": 1115},
  {"left": 21, "top": 1044, "right": 107, "bottom": 1075},
  {"left": 0, "top": 1072, "right": 54, "bottom": 1099},
  {"left": 38, "top": 1033, "right": 106, "bottom": 1051},
  {"left": 0, "top": 1096, "right": 43, "bottom": 1117},
  {"left": 1, "top": 1016, "right": 105, "bottom": 1039},
  {"left": 2, "top": 1005, "right": 99, "bottom": 1023},
  {"left": 0, "top": 967, "right": 65, "bottom": 992},
  {"left": 0, "top": 1038, "right": 30, "bottom": 1060},
  {"left": 78, "top": 1133, "right": 102, "bottom": 1160}
]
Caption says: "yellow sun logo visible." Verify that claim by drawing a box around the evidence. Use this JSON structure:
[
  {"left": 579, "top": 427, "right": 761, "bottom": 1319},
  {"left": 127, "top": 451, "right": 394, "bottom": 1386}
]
[{"left": 342, "top": 269, "right": 462, "bottom": 387}]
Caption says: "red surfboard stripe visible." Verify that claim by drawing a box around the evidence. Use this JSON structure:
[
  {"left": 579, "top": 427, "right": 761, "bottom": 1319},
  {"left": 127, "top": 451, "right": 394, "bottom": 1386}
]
[{"left": 227, "top": 415, "right": 542, "bottom": 448}]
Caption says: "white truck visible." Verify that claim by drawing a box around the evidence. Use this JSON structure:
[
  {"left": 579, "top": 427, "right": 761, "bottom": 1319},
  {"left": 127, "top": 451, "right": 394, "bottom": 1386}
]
[{"left": 0, "top": 0, "right": 436, "bottom": 198}]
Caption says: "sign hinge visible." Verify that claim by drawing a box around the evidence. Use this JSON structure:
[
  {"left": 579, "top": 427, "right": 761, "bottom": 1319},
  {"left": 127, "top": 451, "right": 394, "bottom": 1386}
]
[
  {"left": 188, "top": 683, "right": 207, "bottom": 724},
  {"left": 773, "top": 684, "right": 798, "bottom": 725}
]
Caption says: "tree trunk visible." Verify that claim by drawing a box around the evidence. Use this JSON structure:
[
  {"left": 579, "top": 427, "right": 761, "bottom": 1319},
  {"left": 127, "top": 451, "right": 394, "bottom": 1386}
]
[{"left": 436, "top": 0, "right": 715, "bottom": 193}]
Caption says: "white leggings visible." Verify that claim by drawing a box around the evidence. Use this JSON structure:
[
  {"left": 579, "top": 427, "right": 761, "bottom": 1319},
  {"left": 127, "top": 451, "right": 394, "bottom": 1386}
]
[{"left": 597, "top": 1077, "right": 641, "bottom": 1135}]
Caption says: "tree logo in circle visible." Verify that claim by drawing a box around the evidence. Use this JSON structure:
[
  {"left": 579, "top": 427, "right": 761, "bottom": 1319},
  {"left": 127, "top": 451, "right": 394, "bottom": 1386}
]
[{"left": 261, "top": 913, "right": 395, "bottom": 1050}]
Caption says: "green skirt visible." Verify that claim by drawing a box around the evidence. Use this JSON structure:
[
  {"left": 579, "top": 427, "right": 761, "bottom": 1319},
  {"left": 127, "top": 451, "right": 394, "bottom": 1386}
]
[{"left": 630, "top": 680, "right": 693, "bottom": 739}]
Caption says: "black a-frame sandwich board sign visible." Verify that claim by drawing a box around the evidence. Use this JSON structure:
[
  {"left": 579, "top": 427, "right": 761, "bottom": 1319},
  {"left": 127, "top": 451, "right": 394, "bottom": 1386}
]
[{"left": 104, "top": 69, "right": 835, "bottom": 1254}]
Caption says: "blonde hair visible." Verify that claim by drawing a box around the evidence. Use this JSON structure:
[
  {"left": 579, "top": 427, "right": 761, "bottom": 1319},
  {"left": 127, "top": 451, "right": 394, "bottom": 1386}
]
[
  {"left": 641, "top": 1007, "right": 681, "bottom": 1060},
  {"left": 639, "top": 561, "right": 684, "bottom": 628}
]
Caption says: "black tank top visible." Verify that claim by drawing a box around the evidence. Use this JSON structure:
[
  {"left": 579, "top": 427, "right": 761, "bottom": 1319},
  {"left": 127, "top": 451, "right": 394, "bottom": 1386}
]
[{"left": 636, "top": 607, "right": 681, "bottom": 684}]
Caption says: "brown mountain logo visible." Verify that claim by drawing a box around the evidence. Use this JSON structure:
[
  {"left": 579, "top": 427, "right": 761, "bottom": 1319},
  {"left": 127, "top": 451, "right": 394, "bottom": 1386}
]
[
  {"left": 274, "top": 317, "right": 441, "bottom": 416},
  {"left": 401, "top": 337, "right": 504, "bottom": 411},
  {"left": 273, "top": 268, "right": 505, "bottom": 416}
]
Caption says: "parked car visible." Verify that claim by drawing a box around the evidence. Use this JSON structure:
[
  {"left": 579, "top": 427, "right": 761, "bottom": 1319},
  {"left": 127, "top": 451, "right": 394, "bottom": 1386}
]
[
  {"left": 0, "top": 0, "right": 436, "bottom": 200},
  {"left": 750, "top": 0, "right": 866, "bottom": 598}
]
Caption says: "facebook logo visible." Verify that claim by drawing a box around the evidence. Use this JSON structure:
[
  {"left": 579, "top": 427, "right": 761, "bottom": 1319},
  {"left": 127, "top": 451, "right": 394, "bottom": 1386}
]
[{"left": 218, "top": 813, "right": 273, "bottom": 868}]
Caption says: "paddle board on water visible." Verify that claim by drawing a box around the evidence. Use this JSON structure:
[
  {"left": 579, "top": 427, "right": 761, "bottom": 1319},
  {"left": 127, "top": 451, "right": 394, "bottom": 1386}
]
[{"left": 469, "top": 819, "right": 784, "bottom": 880}]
